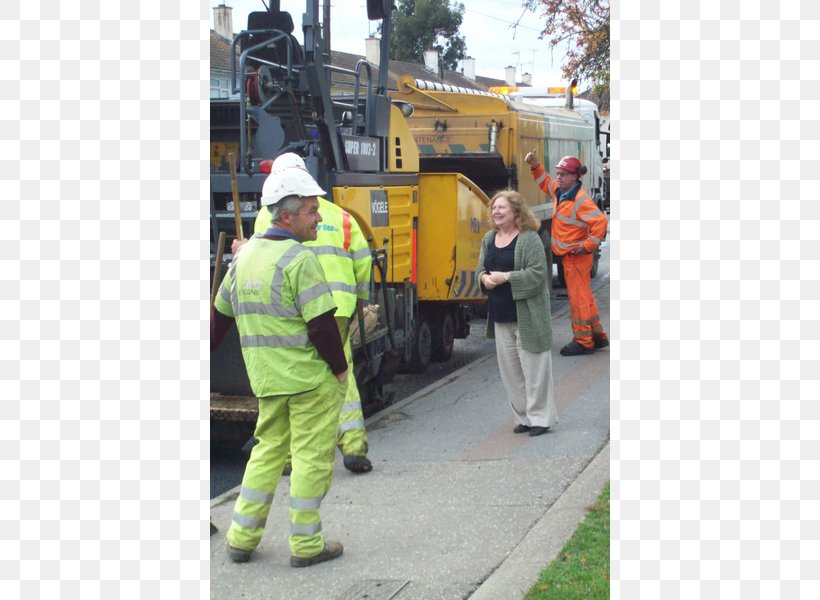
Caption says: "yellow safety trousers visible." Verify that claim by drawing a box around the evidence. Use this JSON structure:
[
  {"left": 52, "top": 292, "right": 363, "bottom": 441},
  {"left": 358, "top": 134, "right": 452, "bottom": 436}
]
[
  {"left": 336, "top": 317, "right": 368, "bottom": 457},
  {"left": 226, "top": 376, "right": 342, "bottom": 558}
]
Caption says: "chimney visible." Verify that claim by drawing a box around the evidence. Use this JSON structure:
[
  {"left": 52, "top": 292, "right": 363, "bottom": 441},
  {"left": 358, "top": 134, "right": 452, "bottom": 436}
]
[
  {"left": 365, "top": 36, "right": 380, "bottom": 65},
  {"left": 504, "top": 66, "right": 516, "bottom": 86},
  {"left": 521, "top": 72, "right": 532, "bottom": 86},
  {"left": 213, "top": 3, "right": 233, "bottom": 40},
  {"left": 424, "top": 49, "right": 439, "bottom": 75},
  {"left": 462, "top": 57, "right": 475, "bottom": 81},
  {"left": 565, "top": 78, "right": 578, "bottom": 110}
]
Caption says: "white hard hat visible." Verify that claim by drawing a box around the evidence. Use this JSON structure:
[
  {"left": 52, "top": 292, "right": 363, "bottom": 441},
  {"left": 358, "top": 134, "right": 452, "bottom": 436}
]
[
  {"left": 260, "top": 167, "right": 326, "bottom": 207},
  {"left": 272, "top": 152, "right": 307, "bottom": 173}
]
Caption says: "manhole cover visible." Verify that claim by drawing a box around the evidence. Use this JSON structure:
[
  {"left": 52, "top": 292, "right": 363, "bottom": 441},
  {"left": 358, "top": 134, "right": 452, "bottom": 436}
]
[{"left": 335, "top": 579, "right": 410, "bottom": 600}]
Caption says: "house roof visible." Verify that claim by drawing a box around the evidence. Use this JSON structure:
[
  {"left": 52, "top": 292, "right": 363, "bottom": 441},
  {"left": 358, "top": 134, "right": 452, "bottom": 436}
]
[
  {"left": 326, "top": 50, "right": 487, "bottom": 92},
  {"left": 210, "top": 30, "right": 236, "bottom": 72},
  {"left": 474, "top": 74, "right": 532, "bottom": 90},
  {"left": 210, "top": 30, "right": 486, "bottom": 91},
  {"left": 440, "top": 68, "right": 485, "bottom": 89}
]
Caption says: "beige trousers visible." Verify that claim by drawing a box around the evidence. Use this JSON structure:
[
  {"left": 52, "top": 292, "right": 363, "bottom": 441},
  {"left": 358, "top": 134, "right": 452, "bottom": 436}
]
[{"left": 494, "top": 322, "right": 558, "bottom": 429}]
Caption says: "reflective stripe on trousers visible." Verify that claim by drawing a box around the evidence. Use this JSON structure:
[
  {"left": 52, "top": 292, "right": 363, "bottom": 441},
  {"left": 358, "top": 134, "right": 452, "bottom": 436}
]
[
  {"left": 226, "top": 376, "right": 343, "bottom": 557},
  {"left": 561, "top": 253, "right": 605, "bottom": 349},
  {"left": 335, "top": 317, "right": 369, "bottom": 456}
]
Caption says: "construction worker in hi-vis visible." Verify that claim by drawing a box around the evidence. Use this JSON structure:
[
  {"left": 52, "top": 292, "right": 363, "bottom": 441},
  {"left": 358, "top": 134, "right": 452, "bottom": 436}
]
[
  {"left": 251, "top": 153, "right": 374, "bottom": 473},
  {"left": 525, "top": 151, "right": 609, "bottom": 356},
  {"left": 212, "top": 165, "right": 346, "bottom": 567}
]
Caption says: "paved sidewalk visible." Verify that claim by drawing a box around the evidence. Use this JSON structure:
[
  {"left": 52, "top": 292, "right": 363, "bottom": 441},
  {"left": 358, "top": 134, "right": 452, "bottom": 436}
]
[{"left": 210, "top": 279, "right": 610, "bottom": 600}]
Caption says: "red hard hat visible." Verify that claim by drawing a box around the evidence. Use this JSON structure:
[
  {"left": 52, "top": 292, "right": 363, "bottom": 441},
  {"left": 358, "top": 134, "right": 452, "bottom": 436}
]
[{"left": 556, "top": 156, "right": 587, "bottom": 176}]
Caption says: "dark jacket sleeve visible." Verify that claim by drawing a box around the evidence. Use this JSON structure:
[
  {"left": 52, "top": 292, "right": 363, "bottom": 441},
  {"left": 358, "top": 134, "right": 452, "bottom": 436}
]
[{"left": 307, "top": 310, "right": 347, "bottom": 374}]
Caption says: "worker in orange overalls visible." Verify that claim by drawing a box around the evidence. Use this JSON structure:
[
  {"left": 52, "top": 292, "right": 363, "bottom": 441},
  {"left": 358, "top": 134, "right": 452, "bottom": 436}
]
[{"left": 525, "top": 152, "right": 609, "bottom": 356}]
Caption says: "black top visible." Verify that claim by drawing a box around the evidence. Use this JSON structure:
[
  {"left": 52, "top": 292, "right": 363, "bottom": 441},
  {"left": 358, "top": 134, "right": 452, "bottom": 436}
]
[{"left": 484, "top": 233, "right": 517, "bottom": 323}]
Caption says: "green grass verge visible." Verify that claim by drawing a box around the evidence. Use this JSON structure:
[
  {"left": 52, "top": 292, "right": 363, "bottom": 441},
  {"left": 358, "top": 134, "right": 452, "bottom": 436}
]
[{"left": 524, "top": 482, "right": 610, "bottom": 600}]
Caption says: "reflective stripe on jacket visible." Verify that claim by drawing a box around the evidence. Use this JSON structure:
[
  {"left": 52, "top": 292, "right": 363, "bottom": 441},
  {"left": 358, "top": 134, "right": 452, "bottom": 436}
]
[
  {"left": 214, "top": 236, "right": 337, "bottom": 396},
  {"left": 255, "top": 198, "right": 371, "bottom": 318},
  {"left": 529, "top": 163, "right": 607, "bottom": 257}
]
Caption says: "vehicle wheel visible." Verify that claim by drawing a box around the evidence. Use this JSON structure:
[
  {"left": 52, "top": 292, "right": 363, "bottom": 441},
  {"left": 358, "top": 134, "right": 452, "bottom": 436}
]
[
  {"left": 431, "top": 312, "right": 455, "bottom": 362},
  {"left": 404, "top": 318, "right": 432, "bottom": 373}
]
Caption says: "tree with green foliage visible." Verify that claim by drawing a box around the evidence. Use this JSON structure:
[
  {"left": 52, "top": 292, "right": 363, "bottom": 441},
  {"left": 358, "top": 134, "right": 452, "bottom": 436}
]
[
  {"left": 379, "top": 0, "right": 467, "bottom": 72},
  {"left": 525, "top": 0, "right": 610, "bottom": 111}
]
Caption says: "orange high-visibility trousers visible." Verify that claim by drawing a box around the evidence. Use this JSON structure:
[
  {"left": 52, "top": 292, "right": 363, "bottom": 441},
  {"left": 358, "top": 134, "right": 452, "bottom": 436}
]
[{"left": 562, "top": 253, "right": 607, "bottom": 349}]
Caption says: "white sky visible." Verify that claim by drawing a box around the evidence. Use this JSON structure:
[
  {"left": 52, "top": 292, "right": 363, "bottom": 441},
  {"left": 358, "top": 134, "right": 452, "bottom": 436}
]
[{"left": 209, "top": 0, "right": 572, "bottom": 88}]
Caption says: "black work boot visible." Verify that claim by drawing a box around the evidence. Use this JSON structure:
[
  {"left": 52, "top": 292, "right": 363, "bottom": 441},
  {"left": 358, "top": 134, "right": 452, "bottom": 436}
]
[
  {"left": 290, "top": 540, "right": 344, "bottom": 567},
  {"left": 560, "top": 341, "right": 595, "bottom": 356},
  {"left": 343, "top": 455, "right": 373, "bottom": 473},
  {"left": 594, "top": 337, "right": 609, "bottom": 350},
  {"left": 227, "top": 544, "right": 252, "bottom": 563}
]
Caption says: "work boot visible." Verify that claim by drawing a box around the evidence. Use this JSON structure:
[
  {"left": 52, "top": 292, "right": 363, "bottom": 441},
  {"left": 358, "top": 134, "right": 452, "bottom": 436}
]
[
  {"left": 343, "top": 454, "right": 373, "bottom": 473},
  {"left": 594, "top": 337, "right": 609, "bottom": 350},
  {"left": 513, "top": 424, "right": 531, "bottom": 434},
  {"left": 290, "top": 540, "right": 344, "bottom": 568},
  {"left": 529, "top": 426, "right": 550, "bottom": 437},
  {"left": 560, "top": 341, "right": 595, "bottom": 356},
  {"left": 227, "top": 544, "right": 252, "bottom": 563}
]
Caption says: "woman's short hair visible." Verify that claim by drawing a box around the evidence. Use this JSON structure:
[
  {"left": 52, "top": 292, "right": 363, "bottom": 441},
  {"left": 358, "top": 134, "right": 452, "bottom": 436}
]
[
  {"left": 270, "top": 195, "right": 305, "bottom": 224},
  {"left": 490, "top": 190, "right": 540, "bottom": 232}
]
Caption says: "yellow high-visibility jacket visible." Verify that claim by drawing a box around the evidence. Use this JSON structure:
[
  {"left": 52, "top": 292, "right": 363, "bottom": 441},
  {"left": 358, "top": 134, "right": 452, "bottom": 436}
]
[
  {"left": 214, "top": 236, "right": 337, "bottom": 396},
  {"left": 255, "top": 198, "right": 371, "bottom": 318}
]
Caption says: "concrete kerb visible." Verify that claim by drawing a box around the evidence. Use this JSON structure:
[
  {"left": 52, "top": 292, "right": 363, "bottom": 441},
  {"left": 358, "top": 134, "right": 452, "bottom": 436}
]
[
  {"left": 208, "top": 354, "right": 503, "bottom": 510},
  {"left": 364, "top": 353, "right": 495, "bottom": 428},
  {"left": 468, "top": 441, "right": 611, "bottom": 600},
  {"left": 463, "top": 274, "right": 610, "bottom": 599}
]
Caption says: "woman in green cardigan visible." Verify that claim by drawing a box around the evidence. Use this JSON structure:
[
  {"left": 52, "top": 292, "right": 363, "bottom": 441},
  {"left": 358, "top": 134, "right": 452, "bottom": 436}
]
[{"left": 475, "top": 190, "right": 557, "bottom": 436}]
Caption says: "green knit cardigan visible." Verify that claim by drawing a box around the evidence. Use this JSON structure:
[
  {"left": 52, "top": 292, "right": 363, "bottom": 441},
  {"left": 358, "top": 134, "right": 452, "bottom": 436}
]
[{"left": 475, "top": 228, "right": 552, "bottom": 353}]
